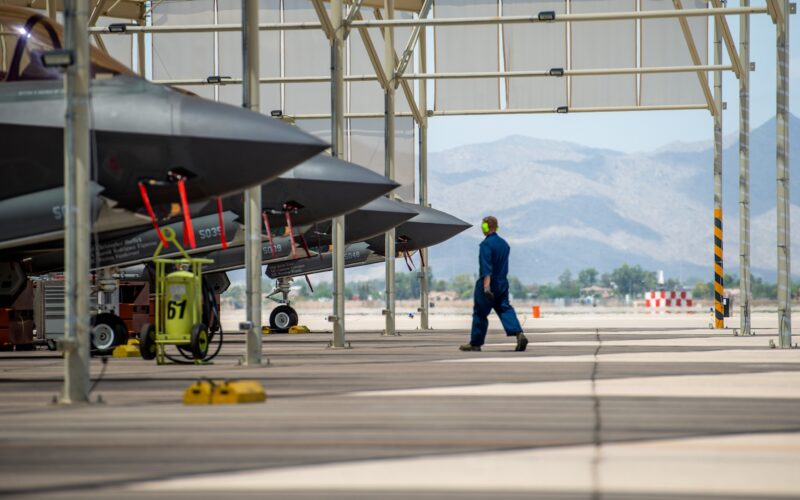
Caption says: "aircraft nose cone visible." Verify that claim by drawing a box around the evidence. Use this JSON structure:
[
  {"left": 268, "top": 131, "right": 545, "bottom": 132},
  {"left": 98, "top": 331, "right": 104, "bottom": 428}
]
[
  {"left": 344, "top": 197, "right": 418, "bottom": 243},
  {"left": 176, "top": 95, "right": 327, "bottom": 149},
  {"left": 172, "top": 95, "right": 329, "bottom": 201},
  {"left": 366, "top": 203, "right": 471, "bottom": 255},
  {"left": 262, "top": 154, "right": 399, "bottom": 227}
]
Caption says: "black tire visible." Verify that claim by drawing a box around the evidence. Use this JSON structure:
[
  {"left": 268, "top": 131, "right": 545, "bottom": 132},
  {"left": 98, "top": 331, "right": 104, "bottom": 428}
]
[
  {"left": 91, "top": 313, "right": 122, "bottom": 354},
  {"left": 269, "top": 305, "right": 295, "bottom": 333},
  {"left": 288, "top": 307, "right": 299, "bottom": 328},
  {"left": 139, "top": 323, "right": 157, "bottom": 361},
  {"left": 190, "top": 323, "right": 209, "bottom": 360}
]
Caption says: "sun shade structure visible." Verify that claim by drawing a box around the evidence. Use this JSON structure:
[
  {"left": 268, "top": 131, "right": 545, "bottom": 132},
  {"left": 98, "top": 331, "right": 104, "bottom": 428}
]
[{"left": 9, "top": 0, "right": 790, "bottom": 397}]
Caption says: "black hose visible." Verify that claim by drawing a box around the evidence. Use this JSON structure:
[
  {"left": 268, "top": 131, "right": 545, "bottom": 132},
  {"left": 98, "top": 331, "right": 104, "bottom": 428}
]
[
  {"left": 88, "top": 356, "right": 109, "bottom": 393},
  {"left": 165, "top": 280, "right": 224, "bottom": 364}
]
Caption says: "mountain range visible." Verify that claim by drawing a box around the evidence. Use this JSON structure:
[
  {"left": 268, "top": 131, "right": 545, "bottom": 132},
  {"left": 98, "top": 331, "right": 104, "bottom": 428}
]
[{"left": 427, "top": 114, "right": 800, "bottom": 284}]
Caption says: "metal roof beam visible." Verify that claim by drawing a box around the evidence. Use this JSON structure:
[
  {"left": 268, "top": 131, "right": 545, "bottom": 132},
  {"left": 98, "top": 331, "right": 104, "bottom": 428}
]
[
  {"left": 154, "top": 64, "right": 734, "bottom": 87},
  {"left": 311, "top": 0, "right": 335, "bottom": 40},
  {"left": 284, "top": 104, "right": 710, "bottom": 119},
  {"left": 88, "top": 6, "right": 768, "bottom": 33},
  {"left": 353, "top": 10, "right": 389, "bottom": 90},
  {"left": 372, "top": 7, "right": 423, "bottom": 124},
  {"left": 673, "top": 0, "right": 718, "bottom": 117},
  {"left": 394, "top": 0, "right": 432, "bottom": 82},
  {"left": 766, "top": 0, "right": 786, "bottom": 25},
  {"left": 709, "top": 0, "right": 743, "bottom": 78},
  {"left": 343, "top": 0, "right": 364, "bottom": 38}
]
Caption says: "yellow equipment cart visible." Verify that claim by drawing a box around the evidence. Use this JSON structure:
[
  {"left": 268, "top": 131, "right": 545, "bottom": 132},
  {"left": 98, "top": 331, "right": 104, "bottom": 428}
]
[{"left": 139, "top": 227, "right": 214, "bottom": 365}]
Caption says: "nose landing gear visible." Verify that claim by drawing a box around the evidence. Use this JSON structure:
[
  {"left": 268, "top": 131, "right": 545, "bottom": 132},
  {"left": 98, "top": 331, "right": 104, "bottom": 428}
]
[{"left": 266, "top": 277, "right": 299, "bottom": 333}]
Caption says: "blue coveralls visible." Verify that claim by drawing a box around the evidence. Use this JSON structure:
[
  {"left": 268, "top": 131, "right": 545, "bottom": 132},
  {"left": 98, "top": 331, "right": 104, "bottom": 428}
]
[{"left": 471, "top": 232, "right": 523, "bottom": 346}]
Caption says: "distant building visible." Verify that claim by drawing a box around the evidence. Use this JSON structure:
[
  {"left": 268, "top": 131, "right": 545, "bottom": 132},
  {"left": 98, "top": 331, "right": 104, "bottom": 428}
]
[
  {"left": 430, "top": 291, "right": 458, "bottom": 302},
  {"left": 580, "top": 285, "right": 614, "bottom": 299}
]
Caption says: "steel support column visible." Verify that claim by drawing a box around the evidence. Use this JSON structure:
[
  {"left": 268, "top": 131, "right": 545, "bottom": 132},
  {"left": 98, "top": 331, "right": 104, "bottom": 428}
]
[
  {"left": 243, "top": 0, "right": 263, "bottom": 365},
  {"left": 417, "top": 26, "right": 430, "bottom": 331},
  {"left": 331, "top": 0, "right": 347, "bottom": 348},
  {"left": 739, "top": 0, "right": 752, "bottom": 336},
  {"left": 61, "top": 0, "right": 92, "bottom": 404},
  {"left": 776, "top": 0, "right": 792, "bottom": 347},
  {"left": 712, "top": 15, "right": 725, "bottom": 329},
  {"left": 46, "top": 0, "right": 57, "bottom": 19},
  {"left": 383, "top": 0, "right": 398, "bottom": 337}
]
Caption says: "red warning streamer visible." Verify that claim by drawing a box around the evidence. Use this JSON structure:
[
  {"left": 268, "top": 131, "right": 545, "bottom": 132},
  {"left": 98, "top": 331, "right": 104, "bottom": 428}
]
[
  {"left": 298, "top": 234, "right": 312, "bottom": 259},
  {"left": 216, "top": 197, "right": 228, "bottom": 249},
  {"left": 262, "top": 212, "right": 277, "bottom": 258},
  {"left": 137, "top": 182, "right": 168, "bottom": 248},
  {"left": 403, "top": 249, "right": 415, "bottom": 271},
  {"left": 177, "top": 178, "right": 196, "bottom": 249},
  {"left": 284, "top": 210, "right": 297, "bottom": 258}
]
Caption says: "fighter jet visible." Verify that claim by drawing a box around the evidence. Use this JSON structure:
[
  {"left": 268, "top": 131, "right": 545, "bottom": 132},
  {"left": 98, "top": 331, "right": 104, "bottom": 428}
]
[
  {"left": 24, "top": 154, "right": 400, "bottom": 274},
  {"left": 0, "top": 10, "right": 327, "bottom": 248},
  {"left": 260, "top": 204, "right": 470, "bottom": 331},
  {"left": 19, "top": 154, "right": 399, "bottom": 350},
  {"left": 202, "top": 196, "right": 419, "bottom": 274},
  {"left": 266, "top": 203, "right": 471, "bottom": 280},
  {"left": 0, "top": 6, "right": 327, "bottom": 303}
]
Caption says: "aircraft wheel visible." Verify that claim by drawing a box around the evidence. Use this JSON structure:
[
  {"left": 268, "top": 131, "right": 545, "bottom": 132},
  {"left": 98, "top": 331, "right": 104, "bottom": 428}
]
[
  {"left": 190, "top": 323, "right": 210, "bottom": 360},
  {"left": 270, "top": 305, "right": 295, "bottom": 333},
  {"left": 91, "top": 313, "right": 123, "bottom": 354},
  {"left": 139, "top": 324, "right": 157, "bottom": 361}
]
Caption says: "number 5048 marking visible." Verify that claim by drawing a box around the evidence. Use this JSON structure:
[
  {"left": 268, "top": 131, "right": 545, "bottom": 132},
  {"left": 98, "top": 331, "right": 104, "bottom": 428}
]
[{"left": 167, "top": 300, "right": 187, "bottom": 320}]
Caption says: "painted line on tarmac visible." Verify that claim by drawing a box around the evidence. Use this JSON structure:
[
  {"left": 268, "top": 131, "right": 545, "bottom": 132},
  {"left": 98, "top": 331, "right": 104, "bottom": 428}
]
[
  {"left": 131, "top": 431, "right": 800, "bottom": 496},
  {"left": 440, "top": 349, "right": 800, "bottom": 365},
  {"left": 349, "top": 370, "right": 800, "bottom": 400}
]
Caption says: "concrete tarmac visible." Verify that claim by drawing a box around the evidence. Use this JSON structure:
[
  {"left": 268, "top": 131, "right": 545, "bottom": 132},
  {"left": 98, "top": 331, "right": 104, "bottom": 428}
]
[{"left": 1, "top": 312, "right": 799, "bottom": 499}]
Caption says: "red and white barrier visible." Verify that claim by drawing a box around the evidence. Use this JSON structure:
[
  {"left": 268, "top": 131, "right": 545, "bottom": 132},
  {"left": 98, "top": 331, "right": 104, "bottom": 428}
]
[{"left": 645, "top": 290, "right": 693, "bottom": 313}]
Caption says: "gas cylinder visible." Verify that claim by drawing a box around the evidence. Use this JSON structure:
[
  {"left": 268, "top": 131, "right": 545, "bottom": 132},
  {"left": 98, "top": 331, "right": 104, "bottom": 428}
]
[{"left": 165, "top": 269, "right": 195, "bottom": 339}]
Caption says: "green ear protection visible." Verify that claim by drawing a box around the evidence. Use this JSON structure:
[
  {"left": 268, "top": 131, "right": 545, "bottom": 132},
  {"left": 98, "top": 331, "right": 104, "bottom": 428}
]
[{"left": 481, "top": 221, "right": 490, "bottom": 233}]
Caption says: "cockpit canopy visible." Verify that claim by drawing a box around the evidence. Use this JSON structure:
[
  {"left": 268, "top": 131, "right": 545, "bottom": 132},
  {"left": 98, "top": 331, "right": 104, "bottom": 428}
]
[{"left": 0, "top": 5, "right": 132, "bottom": 82}]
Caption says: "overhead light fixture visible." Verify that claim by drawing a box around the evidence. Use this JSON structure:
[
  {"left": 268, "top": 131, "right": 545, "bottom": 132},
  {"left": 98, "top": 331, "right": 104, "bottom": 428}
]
[
  {"left": 270, "top": 110, "right": 284, "bottom": 118},
  {"left": 108, "top": 23, "right": 134, "bottom": 33},
  {"left": 537, "top": 11, "right": 556, "bottom": 21},
  {"left": 206, "top": 75, "right": 231, "bottom": 84},
  {"left": 41, "top": 49, "right": 75, "bottom": 69},
  {"left": 556, "top": 106, "right": 569, "bottom": 114},
  {"left": 548, "top": 67, "right": 565, "bottom": 77}
]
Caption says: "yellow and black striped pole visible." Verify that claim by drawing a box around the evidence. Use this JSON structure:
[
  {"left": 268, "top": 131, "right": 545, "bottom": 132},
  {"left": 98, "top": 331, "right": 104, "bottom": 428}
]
[
  {"left": 713, "top": 208, "right": 725, "bottom": 329},
  {"left": 712, "top": 18, "right": 724, "bottom": 330}
]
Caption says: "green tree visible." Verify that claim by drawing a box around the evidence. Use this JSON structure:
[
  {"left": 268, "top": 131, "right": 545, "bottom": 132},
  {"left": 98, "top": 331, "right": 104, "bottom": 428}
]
[
  {"left": 577, "top": 268, "right": 598, "bottom": 287},
  {"left": 558, "top": 269, "right": 574, "bottom": 288},
  {"left": 508, "top": 276, "right": 526, "bottom": 299},
  {"left": 692, "top": 281, "right": 711, "bottom": 299},
  {"left": 609, "top": 264, "right": 657, "bottom": 297},
  {"left": 451, "top": 274, "right": 476, "bottom": 299}
]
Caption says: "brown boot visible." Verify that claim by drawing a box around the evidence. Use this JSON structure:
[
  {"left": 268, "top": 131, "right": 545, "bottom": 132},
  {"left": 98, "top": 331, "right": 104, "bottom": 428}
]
[
  {"left": 459, "top": 343, "right": 481, "bottom": 352},
  {"left": 515, "top": 333, "right": 529, "bottom": 352}
]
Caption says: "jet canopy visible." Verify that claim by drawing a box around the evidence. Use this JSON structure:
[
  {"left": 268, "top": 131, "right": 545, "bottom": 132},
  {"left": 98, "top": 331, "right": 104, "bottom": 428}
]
[{"left": 0, "top": 6, "right": 131, "bottom": 82}]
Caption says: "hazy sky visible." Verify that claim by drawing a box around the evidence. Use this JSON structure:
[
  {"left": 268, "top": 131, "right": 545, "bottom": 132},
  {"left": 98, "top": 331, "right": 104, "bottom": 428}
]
[{"left": 428, "top": 10, "right": 799, "bottom": 154}]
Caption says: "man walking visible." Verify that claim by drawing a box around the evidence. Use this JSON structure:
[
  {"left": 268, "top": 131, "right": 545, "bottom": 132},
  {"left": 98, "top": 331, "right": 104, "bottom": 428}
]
[{"left": 460, "top": 216, "right": 528, "bottom": 352}]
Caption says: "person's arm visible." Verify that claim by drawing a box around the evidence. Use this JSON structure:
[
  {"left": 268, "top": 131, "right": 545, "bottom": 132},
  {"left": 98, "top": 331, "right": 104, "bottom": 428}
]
[{"left": 479, "top": 243, "right": 493, "bottom": 296}]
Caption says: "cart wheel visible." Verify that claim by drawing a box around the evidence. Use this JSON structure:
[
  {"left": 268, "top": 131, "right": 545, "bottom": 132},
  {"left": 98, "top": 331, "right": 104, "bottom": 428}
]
[
  {"left": 139, "top": 324, "right": 157, "bottom": 360},
  {"left": 270, "top": 305, "right": 296, "bottom": 333},
  {"left": 46, "top": 339, "right": 57, "bottom": 351},
  {"left": 190, "top": 323, "right": 209, "bottom": 360},
  {"left": 91, "top": 313, "right": 122, "bottom": 354}
]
